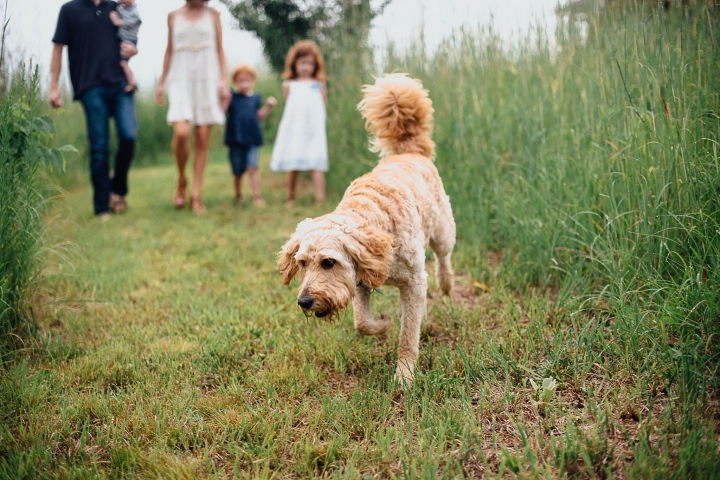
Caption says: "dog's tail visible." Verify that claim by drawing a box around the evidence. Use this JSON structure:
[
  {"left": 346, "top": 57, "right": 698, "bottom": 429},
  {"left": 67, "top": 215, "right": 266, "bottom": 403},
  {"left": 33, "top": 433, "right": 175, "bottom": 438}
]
[{"left": 357, "top": 73, "right": 435, "bottom": 160}]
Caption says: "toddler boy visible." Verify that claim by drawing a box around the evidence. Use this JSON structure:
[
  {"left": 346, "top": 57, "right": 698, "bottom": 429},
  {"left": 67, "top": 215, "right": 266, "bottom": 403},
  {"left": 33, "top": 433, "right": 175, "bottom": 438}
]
[{"left": 225, "top": 64, "right": 277, "bottom": 206}]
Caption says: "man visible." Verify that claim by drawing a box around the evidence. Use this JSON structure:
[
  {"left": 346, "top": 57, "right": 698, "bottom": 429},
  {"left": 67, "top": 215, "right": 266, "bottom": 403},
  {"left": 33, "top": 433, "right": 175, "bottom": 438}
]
[{"left": 50, "top": 0, "right": 139, "bottom": 219}]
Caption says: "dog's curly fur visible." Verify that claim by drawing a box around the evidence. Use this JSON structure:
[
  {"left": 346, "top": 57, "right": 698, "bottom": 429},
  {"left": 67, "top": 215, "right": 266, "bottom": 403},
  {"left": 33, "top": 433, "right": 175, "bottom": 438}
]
[{"left": 278, "top": 74, "right": 456, "bottom": 383}]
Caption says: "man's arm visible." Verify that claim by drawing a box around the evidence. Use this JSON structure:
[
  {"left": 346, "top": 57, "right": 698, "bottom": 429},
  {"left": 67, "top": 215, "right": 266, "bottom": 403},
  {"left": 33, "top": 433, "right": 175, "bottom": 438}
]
[{"left": 49, "top": 43, "right": 64, "bottom": 108}]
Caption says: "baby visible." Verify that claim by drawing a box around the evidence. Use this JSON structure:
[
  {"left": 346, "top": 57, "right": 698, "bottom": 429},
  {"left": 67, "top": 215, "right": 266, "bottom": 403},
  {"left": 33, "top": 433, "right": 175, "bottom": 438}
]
[{"left": 109, "top": 0, "right": 142, "bottom": 92}]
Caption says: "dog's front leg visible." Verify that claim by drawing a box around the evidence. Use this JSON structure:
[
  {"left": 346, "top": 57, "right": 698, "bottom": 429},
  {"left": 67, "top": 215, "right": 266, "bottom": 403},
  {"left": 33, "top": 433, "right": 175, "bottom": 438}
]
[
  {"left": 395, "top": 274, "right": 427, "bottom": 384},
  {"left": 353, "top": 286, "right": 392, "bottom": 336}
]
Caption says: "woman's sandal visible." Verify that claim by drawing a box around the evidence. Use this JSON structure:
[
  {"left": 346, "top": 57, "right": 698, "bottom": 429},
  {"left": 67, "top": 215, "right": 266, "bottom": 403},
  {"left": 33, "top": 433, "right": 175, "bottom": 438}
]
[
  {"left": 190, "top": 196, "right": 206, "bottom": 215},
  {"left": 174, "top": 178, "right": 187, "bottom": 209}
]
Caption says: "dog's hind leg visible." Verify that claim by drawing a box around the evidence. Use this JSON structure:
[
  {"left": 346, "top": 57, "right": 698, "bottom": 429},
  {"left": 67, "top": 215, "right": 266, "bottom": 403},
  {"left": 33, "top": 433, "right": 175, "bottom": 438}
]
[
  {"left": 395, "top": 270, "right": 428, "bottom": 384},
  {"left": 430, "top": 215, "right": 456, "bottom": 296},
  {"left": 353, "top": 287, "right": 393, "bottom": 336}
]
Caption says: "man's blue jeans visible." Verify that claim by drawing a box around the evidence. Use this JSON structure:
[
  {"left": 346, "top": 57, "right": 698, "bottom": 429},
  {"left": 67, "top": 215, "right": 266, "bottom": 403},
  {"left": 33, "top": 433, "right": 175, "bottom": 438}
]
[{"left": 80, "top": 83, "right": 138, "bottom": 214}]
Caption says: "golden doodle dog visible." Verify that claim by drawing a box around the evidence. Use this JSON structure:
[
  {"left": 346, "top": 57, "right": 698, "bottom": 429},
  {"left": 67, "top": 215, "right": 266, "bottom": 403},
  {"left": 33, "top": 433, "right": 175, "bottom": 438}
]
[{"left": 277, "top": 74, "right": 456, "bottom": 384}]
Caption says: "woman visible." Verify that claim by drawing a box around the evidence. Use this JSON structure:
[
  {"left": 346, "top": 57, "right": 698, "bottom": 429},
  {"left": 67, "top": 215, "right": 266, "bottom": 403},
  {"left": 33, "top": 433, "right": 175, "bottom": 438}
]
[{"left": 155, "top": 0, "right": 229, "bottom": 214}]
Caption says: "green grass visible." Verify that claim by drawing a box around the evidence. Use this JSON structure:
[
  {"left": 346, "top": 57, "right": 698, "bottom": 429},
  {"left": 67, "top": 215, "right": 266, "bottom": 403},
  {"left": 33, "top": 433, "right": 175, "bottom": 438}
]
[
  {"left": 1, "top": 150, "right": 718, "bottom": 477},
  {"left": 2, "top": 3, "right": 719, "bottom": 477}
]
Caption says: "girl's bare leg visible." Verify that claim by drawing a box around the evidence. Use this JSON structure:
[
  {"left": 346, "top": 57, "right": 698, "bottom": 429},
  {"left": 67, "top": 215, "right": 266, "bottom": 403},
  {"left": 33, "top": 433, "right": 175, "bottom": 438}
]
[
  {"left": 287, "top": 170, "right": 299, "bottom": 207},
  {"left": 311, "top": 170, "right": 325, "bottom": 205},
  {"left": 248, "top": 167, "right": 265, "bottom": 206},
  {"left": 171, "top": 121, "right": 192, "bottom": 207}
]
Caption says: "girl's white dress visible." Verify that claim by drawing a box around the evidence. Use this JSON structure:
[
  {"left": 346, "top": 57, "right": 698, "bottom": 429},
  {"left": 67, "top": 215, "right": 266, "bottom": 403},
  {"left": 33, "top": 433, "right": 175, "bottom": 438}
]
[
  {"left": 270, "top": 80, "right": 328, "bottom": 172},
  {"left": 165, "top": 9, "right": 225, "bottom": 126}
]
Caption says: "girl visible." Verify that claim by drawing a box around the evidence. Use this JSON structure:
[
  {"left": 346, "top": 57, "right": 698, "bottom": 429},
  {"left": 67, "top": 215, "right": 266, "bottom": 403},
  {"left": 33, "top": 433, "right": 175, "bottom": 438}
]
[
  {"left": 154, "top": 0, "right": 230, "bottom": 214},
  {"left": 270, "top": 40, "right": 328, "bottom": 207}
]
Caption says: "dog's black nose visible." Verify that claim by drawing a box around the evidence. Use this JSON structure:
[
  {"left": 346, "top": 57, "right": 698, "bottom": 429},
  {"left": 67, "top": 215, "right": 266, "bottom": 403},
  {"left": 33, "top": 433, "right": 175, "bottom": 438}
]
[{"left": 298, "top": 295, "right": 314, "bottom": 309}]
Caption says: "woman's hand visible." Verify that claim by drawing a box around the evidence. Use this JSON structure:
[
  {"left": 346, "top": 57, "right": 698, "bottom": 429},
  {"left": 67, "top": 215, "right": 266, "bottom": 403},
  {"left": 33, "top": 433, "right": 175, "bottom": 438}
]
[
  {"left": 220, "top": 80, "right": 232, "bottom": 102},
  {"left": 155, "top": 83, "right": 166, "bottom": 106},
  {"left": 219, "top": 80, "right": 231, "bottom": 111}
]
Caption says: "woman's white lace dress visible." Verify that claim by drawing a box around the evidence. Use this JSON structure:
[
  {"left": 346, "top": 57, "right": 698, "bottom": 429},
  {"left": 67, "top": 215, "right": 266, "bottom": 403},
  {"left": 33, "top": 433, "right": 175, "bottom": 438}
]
[
  {"left": 166, "top": 9, "right": 225, "bottom": 126},
  {"left": 270, "top": 80, "right": 328, "bottom": 172}
]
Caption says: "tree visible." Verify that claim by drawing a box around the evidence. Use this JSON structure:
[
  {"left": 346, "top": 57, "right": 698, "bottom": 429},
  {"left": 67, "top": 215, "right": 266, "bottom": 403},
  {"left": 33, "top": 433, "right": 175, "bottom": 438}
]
[{"left": 219, "top": 0, "right": 392, "bottom": 73}]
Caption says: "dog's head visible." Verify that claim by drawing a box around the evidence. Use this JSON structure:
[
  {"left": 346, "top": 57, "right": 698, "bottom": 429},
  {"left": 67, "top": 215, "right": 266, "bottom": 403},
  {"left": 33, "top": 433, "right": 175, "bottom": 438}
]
[{"left": 277, "top": 216, "right": 393, "bottom": 319}]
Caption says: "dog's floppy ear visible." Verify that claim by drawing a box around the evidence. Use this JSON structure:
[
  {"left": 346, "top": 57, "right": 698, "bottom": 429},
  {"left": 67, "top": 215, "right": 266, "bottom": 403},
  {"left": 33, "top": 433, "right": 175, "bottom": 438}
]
[
  {"left": 345, "top": 223, "right": 393, "bottom": 289},
  {"left": 277, "top": 219, "right": 313, "bottom": 285}
]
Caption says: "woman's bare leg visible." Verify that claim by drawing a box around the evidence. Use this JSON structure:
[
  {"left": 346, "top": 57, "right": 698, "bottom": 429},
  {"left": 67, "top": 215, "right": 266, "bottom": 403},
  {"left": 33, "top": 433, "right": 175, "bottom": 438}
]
[
  {"left": 311, "top": 170, "right": 325, "bottom": 205},
  {"left": 192, "top": 125, "right": 212, "bottom": 200},
  {"left": 172, "top": 122, "right": 192, "bottom": 206}
]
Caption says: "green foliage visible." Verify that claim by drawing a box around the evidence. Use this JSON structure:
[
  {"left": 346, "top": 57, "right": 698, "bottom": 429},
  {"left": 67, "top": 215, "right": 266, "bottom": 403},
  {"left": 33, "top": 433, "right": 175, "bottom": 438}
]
[
  {"left": 3, "top": 2, "right": 719, "bottom": 477},
  {"left": 0, "top": 68, "right": 74, "bottom": 346},
  {"left": 220, "top": 0, "right": 389, "bottom": 73},
  {"left": 220, "top": 0, "right": 322, "bottom": 73},
  {"left": 1, "top": 155, "right": 718, "bottom": 476}
]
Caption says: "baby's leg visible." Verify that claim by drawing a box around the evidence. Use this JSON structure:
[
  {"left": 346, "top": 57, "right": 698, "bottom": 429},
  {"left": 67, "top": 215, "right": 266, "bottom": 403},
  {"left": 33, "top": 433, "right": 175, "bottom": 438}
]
[{"left": 120, "top": 60, "right": 136, "bottom": 92}]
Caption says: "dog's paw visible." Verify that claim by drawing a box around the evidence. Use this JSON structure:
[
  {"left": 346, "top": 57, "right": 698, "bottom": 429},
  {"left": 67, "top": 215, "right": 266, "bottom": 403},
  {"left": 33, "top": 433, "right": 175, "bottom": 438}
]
[{"left": 394, "top": 361, "right": 415, "bottom": 387}]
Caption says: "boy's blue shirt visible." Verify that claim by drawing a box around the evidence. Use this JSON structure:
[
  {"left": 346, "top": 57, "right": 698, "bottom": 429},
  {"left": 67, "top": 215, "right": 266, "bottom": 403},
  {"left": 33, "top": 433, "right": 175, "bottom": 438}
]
[{"left": 225, "top": 92, "right": 263, "bottom": 147}]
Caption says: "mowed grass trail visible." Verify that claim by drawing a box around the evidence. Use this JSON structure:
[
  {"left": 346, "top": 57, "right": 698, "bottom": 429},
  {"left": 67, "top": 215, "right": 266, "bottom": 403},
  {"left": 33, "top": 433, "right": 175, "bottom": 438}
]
[{"left": 2, "top": 149, "right": 718, "bottom": 478}]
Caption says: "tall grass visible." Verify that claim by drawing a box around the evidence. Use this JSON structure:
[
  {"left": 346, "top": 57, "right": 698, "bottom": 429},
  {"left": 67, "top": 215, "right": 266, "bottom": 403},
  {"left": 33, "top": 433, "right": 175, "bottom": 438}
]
[
  {"left": 0, "top": 69, "right": 69, "bottom": 349},
  {"left": 51, "top": 95, "right": 179, "bottom": 188},
  {"left": 322, "top": 0, "right": 720, "bottom": 443},
  {"left": 51, "top": 82, "right": 286, "bottom": 188}
]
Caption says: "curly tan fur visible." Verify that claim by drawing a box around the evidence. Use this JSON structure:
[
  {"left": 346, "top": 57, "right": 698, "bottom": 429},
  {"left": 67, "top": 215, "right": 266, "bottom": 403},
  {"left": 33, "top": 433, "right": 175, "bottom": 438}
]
[
  {"left": 358, "top": 73, "right": 436, "bottom": 159},
  {"left": 278, "top": 74, "right": 456, "bottom": 384}
]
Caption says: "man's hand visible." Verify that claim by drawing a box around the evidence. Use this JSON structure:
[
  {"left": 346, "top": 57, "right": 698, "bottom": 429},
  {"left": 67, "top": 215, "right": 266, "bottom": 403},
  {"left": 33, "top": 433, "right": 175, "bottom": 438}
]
[
  {"left": 120, "top": 41, "right": 138, "bottom": 59},
  {"left": 49, "top": 89, "right": 64, "bottom": 109}
]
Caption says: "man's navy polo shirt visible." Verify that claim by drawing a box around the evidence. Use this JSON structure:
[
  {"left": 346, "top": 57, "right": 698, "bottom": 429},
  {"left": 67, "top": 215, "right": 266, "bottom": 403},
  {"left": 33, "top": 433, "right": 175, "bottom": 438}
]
[{"left": 52, "top": 0, "right": 124, "bottom": 100}]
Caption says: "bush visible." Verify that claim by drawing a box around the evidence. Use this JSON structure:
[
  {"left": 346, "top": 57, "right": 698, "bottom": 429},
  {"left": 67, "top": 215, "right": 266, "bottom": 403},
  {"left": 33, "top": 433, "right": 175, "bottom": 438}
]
[{"left": 0, "top": 69, "right": 71, "bottom": 348}]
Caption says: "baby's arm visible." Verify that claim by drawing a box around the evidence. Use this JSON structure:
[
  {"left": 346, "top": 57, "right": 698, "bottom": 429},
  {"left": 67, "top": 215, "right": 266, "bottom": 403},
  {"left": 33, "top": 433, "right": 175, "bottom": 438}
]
[
  {"left": 109, "top": 11, "right": 124, "bottom": 27},
  {"left": 257, "top": 97, "right": 277, "bottom": 121}
]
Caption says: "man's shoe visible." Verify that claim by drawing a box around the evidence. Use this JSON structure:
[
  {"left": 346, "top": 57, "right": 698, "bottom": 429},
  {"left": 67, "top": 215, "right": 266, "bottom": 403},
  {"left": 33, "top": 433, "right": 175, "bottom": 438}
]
[{"left": 111, "top": 193, "right": 128, "bottom": 214}]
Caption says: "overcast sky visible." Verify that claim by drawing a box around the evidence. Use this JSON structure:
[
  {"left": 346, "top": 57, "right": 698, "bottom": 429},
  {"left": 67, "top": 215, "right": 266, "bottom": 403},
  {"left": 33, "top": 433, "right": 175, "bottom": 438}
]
[{"left": 3, "top": 0, "right": 560, "bottom": 91}]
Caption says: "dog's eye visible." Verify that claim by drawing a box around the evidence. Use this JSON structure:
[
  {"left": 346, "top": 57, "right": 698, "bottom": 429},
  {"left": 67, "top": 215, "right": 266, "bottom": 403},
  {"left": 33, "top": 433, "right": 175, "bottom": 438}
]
[
  {"left": 321, "top": 258, "right": 336, "bottom": 270},
  {"left": 299, "top": 260, "right": 307, "bottom": 268}
]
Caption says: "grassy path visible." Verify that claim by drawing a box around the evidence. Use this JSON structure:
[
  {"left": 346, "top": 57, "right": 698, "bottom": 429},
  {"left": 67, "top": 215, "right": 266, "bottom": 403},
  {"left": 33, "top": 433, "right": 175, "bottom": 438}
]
[{"left": 3, "top": 150, "right": 717, "bottom": 478}]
